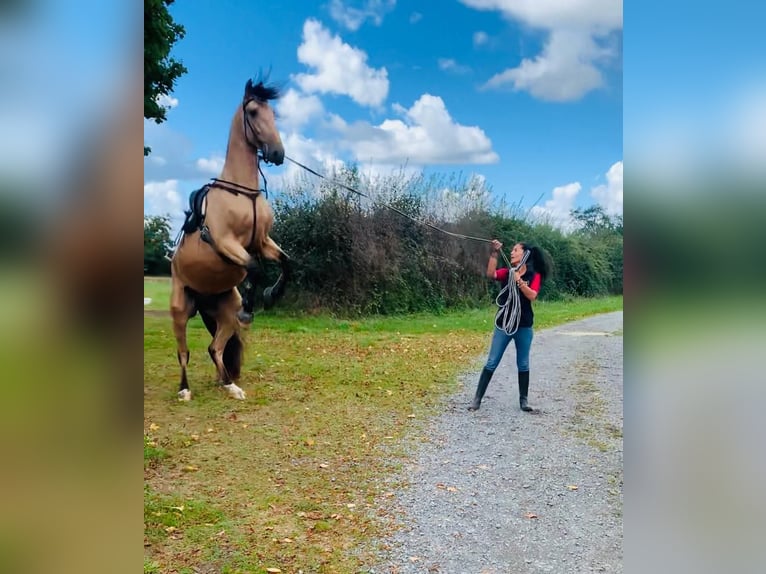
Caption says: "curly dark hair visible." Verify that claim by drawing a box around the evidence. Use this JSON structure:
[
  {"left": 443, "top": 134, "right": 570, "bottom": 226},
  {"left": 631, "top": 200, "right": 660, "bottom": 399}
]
[{"left": 519, "top": 242, "right": 553, "bottom": 282}]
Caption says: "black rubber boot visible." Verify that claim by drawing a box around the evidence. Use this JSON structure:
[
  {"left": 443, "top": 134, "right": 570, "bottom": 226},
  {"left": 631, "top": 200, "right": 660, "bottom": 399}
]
[
  {"left": 518, "top": 371, "right": 533, "bottom": 412},
  {"left": 468, "top": 368, "right": 494, "bottom": 411}
]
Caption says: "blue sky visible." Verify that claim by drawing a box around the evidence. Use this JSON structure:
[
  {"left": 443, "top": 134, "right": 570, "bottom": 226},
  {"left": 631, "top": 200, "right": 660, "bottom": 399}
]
[{"left": 144, "top": 0, "right": 623, "bottom": 232}]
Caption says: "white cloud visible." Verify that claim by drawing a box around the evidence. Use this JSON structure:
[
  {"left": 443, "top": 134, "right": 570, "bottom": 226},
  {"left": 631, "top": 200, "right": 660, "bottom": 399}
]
[
  {"left": 271, "top": 132, "right": 347, "bottom": 194},
  {"left": 156, "top": 93, "right": 179, "bottom": 109},
  {"left": 293, "top": 19, "right": 389, "bottom": 107},
  {"left": 276, "top": 88, "right": 324, "bottom": 130},
  {"left": 530, "top": 181, "right": 581, "bottom": 230},
  {"left": 438, "top": 58, "right": 472, "bottom": 75},
  {"left": 329, "top": 0, "right": 396, "bottom": 31},
  {"left": 195, "top": 155, "right": 225, "bottom": 175},
  {"left": 409, "top": 12, "right": 423, "bottom": 24},
  {"left": 460, "top": 0, "right": 621, "bottom": 31},
  {"left": 461, "top": 0, "right": 622, "bottom": 101},
  {"left": 483, "top": 29, "right": 606, "bottom": 101},
  {"left": 590, "top": 161, "right": 622, "bottom": 215},
  {"left": 144, "top": 179, "right": 182, "bottom": 217},
  {"left": 473, "top": 30, "right": 489, "bottom": 47},
  {"left": 337, "top": 94, "right": 498, "bottom": 165}
]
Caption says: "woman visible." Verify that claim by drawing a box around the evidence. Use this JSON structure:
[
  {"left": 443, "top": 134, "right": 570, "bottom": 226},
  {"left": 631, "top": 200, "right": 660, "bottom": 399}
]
[{"left": 468, "top": 239, "right": 552, "bottom": 412}]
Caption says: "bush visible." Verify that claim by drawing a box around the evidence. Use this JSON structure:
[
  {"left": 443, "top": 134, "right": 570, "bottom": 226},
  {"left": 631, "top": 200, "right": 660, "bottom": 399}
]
[{"left": 262, "top": 166, "right": 621, "bottom": 315}]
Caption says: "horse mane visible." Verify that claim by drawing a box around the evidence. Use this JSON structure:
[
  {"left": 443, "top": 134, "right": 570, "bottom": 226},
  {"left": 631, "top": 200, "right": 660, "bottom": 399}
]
[{"left": 245, "top": 75, "right": 281, "bottom": 102}]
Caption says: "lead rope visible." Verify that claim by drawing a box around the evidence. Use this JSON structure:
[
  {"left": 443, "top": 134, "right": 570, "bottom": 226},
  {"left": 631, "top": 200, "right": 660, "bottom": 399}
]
[
  {"left": 284, "top": 155, "right": 512, "bottom": 268},
  {"left": 494, "top": 249, "right": 531, "bottom": 336}
]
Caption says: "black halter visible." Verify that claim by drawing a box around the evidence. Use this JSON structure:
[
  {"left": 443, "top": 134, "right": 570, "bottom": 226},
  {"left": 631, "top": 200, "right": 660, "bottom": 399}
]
[{"left": 242, "top": 96, "right": 278, "bottom": 166}]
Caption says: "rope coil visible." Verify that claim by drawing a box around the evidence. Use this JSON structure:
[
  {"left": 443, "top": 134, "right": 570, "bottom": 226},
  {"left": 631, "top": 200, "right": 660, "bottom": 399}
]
[{"left": 494, "top": 249, "right": 530, "bottom": 336}]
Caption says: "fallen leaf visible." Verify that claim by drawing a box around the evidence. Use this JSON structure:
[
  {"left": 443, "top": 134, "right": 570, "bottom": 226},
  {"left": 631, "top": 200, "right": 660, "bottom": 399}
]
[
  {"left": 190, "top": 434, "right": 199, "bottom": 441},
  {"left": 305, "top": 439, "right": 315, "bottom": 446},
  {"left": 446, "top": 486, "right": 458, "bottom": 492},
  {"left": 525, "top": 512, "right": 538, "bottom": 519},
  {"left": 319, "top": 463, "right": 329, "bottom": 469},
  {"left": 170, "top": 505, "right": 185, "bottom": 512},
  {"left": 266, "top": 569, "right": 282, "bottom": 573},
  {"left": 149, "top": 423, "right": 160, "bottom": 431},
  {"left": 241, "top": 423, "right": 249, "bottom": 429},
  {"left": 567, "top": 485, "right": 579, "bottom": 491},
  {"left": 164, "top": 526, "right": 176, "bottom": 533},
  {"left": 181, "top": 465, "right": 199, "bottom": 473},
  {"left": 282, "top": 538, "right": 293, "bottom": 543}
]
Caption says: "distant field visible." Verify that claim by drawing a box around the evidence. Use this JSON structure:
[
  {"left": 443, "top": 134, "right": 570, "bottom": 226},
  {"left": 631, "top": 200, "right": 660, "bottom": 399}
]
[{"left": 144, "top": 276, "right": 171, "bottom": 311}]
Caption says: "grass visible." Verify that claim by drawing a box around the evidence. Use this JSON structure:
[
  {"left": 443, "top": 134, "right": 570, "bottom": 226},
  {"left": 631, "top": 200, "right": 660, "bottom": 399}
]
[
  {"left": 566, "top": 359, "right": 622, "bottom": 453},
  {"left": 144, "top": 278, "right": 622, "bottom": 573},
  {"left": 144, "top": 276, "right": 172, "bottom": 311}
]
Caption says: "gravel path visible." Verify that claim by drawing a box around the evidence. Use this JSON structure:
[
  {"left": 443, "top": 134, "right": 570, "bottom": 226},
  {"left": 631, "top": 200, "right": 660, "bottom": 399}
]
[{"left": 368, "top": 311, "right": 623, "bottom": 574}]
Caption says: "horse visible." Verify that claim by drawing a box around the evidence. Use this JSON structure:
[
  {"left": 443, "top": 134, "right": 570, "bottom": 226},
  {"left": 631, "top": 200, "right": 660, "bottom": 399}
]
[{"left": 170, "top": 78, "right": 290, "bottom": 401}]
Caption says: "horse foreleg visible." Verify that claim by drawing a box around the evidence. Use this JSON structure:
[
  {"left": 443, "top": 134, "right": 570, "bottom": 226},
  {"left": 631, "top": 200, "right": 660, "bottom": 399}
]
[
  {"left": 171, "top": 277, "right": 195, "bottom": 401},
  {"left": 261, "top": 237, "right": 291, "bottom": 310},
  {"left": 237, "top": 268, "right": 258, "bottom": 325},
  {"left": 212, "top": 236, "right": 258, "bottom": 270}
]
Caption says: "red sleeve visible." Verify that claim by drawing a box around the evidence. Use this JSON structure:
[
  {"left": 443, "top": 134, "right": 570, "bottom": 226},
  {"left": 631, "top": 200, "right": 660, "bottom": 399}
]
[
  {"left": 495, "top": 268, "right": 509, "bottom": 282},
  {"left": 529, "top": 273, "right": 541, "bottom": 292}
]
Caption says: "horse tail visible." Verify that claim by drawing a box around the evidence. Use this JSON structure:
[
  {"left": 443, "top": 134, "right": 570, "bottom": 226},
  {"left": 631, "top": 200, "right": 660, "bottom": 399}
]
[{"left": 191, "top": 289, "right": 244, "bottom": 381}]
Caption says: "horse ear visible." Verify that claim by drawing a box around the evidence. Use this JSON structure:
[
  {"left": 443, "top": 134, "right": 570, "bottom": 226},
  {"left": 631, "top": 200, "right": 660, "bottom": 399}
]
[{"left": 245, "top": 79, "right": 254, "bottom": 96}]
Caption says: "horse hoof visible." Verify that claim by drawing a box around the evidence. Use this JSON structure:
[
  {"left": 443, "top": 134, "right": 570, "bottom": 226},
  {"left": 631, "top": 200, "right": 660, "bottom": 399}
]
[
  {"left": 223, "top": 383, "right": 246, "bottom": 400},
  {"left": 178, "top": 389, "right": 192, "bottom": 401},
  {"left": 237, "top": 309, "right": 254, "bottom": 324}
]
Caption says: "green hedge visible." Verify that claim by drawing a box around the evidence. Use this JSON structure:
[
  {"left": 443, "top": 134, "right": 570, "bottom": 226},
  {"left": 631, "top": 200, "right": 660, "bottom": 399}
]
[{"left": 256, "top": 167, "right": 623, "bottom": 316}]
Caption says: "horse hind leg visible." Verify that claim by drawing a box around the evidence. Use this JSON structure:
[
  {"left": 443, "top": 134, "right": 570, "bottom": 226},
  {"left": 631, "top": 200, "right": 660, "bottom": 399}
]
[
  {"left": 171, "top": 278, "right": 196, "bottom": 401},
  {"left": 201, "top": 289, "right": 246, "bottom": 400},
  {"left": 261, "top": 237, "right": 291, "bottom": 310}
]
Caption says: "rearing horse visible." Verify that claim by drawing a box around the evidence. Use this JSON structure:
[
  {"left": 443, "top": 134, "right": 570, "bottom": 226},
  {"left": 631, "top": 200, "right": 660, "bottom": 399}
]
[{"left": 170, "top": 78, "right": 289, "bottom": 401}]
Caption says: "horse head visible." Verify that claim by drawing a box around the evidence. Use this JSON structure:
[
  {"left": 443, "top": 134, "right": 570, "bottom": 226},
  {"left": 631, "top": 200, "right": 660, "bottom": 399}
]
[{"left": 242, "top": 79, "right": 284, "bottom": 165}]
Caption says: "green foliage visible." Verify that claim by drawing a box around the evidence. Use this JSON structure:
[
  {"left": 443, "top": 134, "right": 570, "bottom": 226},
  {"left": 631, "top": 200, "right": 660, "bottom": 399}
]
[
  {"left": 260, "top": 166, "right": 623, "bottom": 316},
  {"left": 144, "top": 0, "right": 187, "bottom": 155},
  {"left": 144, "top": 215, "right": 173, "bottom": 275}
]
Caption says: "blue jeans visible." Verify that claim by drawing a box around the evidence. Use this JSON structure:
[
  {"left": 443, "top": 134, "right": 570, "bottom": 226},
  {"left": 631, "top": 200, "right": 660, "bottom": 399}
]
[{"left": 484, "top": 326, "right": 533, "bottom": 373}]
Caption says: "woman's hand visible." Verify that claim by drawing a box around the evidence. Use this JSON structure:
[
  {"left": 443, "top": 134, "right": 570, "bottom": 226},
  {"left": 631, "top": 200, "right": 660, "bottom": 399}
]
[{"left": 491, "top": 239, "right": 503, "bottom": 253}]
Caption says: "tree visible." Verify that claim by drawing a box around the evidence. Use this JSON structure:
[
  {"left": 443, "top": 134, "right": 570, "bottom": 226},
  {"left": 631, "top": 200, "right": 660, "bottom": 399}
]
[
  {"left": 144, "top": 215, "right": 174, "bottom": 275},
  {"left": 571, "top": 205, "right": 620, "bottom": 235},
  {"left": 144, "top": 0, "right": 187, "bottom": 155}
]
